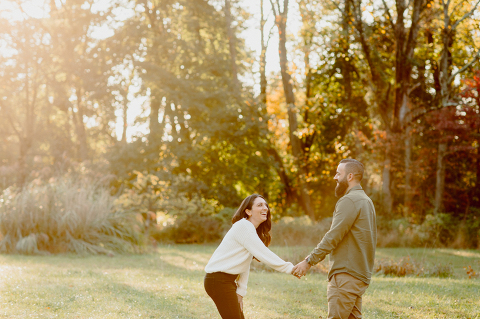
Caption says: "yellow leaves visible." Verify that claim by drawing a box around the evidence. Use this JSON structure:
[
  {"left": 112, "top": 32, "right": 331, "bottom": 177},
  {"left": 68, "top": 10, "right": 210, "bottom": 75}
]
[{"left": 334, "top": 141, "right": 349, "bottom": 154}]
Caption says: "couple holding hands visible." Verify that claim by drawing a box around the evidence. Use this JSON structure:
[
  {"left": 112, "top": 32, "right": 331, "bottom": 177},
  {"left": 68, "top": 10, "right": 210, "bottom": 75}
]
[{"left": 204, "top": 159, "right": 377, "bottom": 319}]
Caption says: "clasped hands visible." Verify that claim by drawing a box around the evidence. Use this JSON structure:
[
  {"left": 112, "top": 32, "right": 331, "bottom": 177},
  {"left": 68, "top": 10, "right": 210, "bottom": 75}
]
[{"left": 291, "top": 258, "right": 311, "bottom": 279}]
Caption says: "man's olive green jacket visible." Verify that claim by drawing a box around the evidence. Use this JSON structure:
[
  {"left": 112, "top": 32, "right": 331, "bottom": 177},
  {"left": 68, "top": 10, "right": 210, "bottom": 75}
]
[{"left": 306, "top": 185, "right": 376, "bottom": 284}]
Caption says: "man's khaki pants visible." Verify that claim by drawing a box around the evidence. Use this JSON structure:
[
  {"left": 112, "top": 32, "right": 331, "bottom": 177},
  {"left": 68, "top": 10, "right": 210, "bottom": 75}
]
[{"left": 327, "top": 272, "right": 369, "bottom": 319}]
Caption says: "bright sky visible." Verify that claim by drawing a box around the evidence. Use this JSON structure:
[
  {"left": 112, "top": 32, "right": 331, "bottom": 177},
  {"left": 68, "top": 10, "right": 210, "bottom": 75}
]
[{"left": 0, "top": 0, "right": 302, "bottom": 141}]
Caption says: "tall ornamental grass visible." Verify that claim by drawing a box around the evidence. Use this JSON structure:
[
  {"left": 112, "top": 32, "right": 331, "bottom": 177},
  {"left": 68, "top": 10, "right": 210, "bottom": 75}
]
[{"left": 0, "top": 177, "right": 142, "bottom": 255}]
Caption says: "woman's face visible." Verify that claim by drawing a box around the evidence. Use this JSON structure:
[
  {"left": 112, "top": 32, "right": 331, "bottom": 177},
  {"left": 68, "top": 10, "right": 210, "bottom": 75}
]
[{"left": 246, "top": 197, "right": 269, "bottom": 226}]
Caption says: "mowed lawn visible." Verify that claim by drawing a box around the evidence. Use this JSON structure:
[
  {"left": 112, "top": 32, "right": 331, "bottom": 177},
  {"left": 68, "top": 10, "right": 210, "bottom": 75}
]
[{"left": 0, "top": 245, "right": 479, "bottom": 319}]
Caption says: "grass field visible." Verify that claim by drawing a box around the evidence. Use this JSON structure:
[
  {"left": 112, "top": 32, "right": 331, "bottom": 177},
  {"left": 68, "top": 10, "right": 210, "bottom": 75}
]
[{"left": 0, "top": 245, "right": 479, "bottom": 318}]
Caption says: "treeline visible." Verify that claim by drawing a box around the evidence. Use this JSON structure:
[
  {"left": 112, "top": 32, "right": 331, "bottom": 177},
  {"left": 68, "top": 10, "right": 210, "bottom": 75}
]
[{"left": 0, "top": 0, "right": 480, "bottom": 250}]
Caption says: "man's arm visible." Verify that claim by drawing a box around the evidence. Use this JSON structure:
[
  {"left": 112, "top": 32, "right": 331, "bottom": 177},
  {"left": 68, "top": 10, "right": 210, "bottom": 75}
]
[{"left": 307, "top": 197, "right": 358, "bottom": 266}]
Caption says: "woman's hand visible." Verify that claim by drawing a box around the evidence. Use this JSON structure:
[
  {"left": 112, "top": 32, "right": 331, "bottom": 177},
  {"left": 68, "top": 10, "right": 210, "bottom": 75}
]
[
  {"left": 292, "top": 260, "right": 311, "bottom": 277},
  {"left": 291, "top": 268, "right": 302, "bottom": 279},
  {"left": 237, "top": 293, "right": 243, "bottom": 312}
]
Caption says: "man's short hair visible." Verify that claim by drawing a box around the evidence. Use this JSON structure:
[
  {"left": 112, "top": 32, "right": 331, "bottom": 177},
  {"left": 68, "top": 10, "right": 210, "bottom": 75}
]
[{"left": 340, "top": 159, "right": 364, "bottom": 181}]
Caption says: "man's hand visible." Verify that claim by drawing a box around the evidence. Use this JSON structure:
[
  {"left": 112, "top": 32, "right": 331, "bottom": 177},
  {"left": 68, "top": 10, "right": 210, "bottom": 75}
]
[
  {"left": 237, "top": 293, "right": 243, "bottom": 312},
  {"left": 292, "top": 259, "right": 311, "bottom": 278}
]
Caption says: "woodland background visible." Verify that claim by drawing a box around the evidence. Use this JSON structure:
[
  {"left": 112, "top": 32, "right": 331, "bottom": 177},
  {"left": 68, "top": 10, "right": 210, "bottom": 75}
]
[{"left": 0, "top": 0, "right": 480, "bottom": 255}]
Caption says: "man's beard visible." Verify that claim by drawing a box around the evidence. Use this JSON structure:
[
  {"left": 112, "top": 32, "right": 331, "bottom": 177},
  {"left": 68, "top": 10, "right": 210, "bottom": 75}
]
[{"left": 335, "top": 177, "right": 349, "bottom": 198}]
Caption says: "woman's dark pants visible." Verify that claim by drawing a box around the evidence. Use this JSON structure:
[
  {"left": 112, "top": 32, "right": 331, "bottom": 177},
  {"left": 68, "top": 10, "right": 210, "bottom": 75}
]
[{"left": 204, "top": 272, "right": 245, "bottom": 319}]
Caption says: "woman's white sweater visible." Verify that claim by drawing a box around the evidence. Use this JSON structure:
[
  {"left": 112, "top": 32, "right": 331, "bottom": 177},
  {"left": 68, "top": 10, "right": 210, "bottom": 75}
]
[{"left": 205, "top": 218, "right": 294, "bottom": 297}]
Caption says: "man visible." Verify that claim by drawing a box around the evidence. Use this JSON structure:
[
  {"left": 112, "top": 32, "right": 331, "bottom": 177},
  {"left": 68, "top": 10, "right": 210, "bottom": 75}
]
[{"left": 292, "top": 159, "right": 376, "bottom": 319}]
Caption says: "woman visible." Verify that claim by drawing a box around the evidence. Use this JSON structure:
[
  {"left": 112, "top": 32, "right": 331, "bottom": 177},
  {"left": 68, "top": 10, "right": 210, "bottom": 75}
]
[{"left": 204, "top": 194, "right": 295, "bottom": 319}]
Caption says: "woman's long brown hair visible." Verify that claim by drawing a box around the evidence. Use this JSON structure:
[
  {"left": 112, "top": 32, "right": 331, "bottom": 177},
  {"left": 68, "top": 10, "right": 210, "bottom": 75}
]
[{"left": 231, "top": 194, "right": 271, "bottom": 247}]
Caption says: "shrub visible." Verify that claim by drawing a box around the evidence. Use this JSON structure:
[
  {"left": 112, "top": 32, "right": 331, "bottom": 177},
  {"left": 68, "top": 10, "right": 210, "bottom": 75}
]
[
  {"left": 0, "top": 177, "right": 142, "bottom": 255},
  {"left": 151, "top": 195, "right": 229, "bottom": 244},
  {"left": 374, "top": 257, "right": 453, "bottom": 278},
  {"left": 375, "top": 257, "right": 419, "bottom": 277},
  {"left": 425, "top": 263, "right": 454, "bottom": 278},
  {"left": 377, "top": 214, "right": 461, "bottom": 248},
  {"left": 270, "top": 216, "right": 331, "bottom": 246}
]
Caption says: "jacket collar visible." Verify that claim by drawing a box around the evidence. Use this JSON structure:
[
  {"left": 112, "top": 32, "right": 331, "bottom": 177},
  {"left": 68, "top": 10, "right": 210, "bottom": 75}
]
[{"left": 345, "top": 184, "right": 363, "bottom": 195}]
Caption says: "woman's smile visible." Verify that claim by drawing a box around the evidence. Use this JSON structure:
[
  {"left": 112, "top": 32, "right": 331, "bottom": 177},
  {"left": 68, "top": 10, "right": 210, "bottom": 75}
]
[{"left": 246, "top": 197, "right": 269, "bottom": 228}]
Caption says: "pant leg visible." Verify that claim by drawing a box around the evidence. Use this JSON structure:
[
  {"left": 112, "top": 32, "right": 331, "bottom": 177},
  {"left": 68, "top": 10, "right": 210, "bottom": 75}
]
[
  {"left": 204, "top": 273, "right": 245, "bottom": 319},
  {"left": 349, "top": 292, "right": 363, "bottom": 319},
  {"left": 327, "top": 273, "right": 368, "bottom": 319}
]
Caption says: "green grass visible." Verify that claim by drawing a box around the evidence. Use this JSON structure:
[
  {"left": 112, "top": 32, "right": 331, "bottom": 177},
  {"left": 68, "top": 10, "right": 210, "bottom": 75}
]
[{"left": 0, "top": 246, "right": 479, "bottom": 318}]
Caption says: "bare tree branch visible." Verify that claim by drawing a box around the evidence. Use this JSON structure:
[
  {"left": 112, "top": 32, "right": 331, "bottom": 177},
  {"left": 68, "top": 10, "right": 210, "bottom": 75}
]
[
  {"left": 452, "top": 0, "right": 480, "bottom": 30},
  {"left": 451, "top": 0, "right": 467, "bottom": 18},
  {"left": 269, "top": 0, "right": 278, "bottom": 17},
  {"left": 269, "top": 0, "right": 282, "bottom": 16},
  {"left": 381, "top": 0, "right": 395, "bottom": 30},
  {"left": 405, "top": 0, "right": 426, "bottom": 59},
  {"left": 266, "top": 24, "right": 276, "bottom": 48},
  {"left": 448, "top": 49, "right": 480, "bottom": 83},
  {"left": 325, "top": 0, "right": 344, "bottom": 14},
  {"left": 351, "top": 0, "right": 379, "bottom": 83}
]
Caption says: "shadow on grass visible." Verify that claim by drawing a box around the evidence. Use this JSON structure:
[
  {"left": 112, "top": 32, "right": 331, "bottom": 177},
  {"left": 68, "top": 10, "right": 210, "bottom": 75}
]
[{"left": 0, "top": 249, "right": 210, "bottom": 274}]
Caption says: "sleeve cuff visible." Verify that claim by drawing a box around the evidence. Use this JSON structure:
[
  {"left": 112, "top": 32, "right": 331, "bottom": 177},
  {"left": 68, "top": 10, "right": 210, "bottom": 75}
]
[
  {"left": 236, "top": 287, "right": 246, "bottom": 297},
  {"left": 305, "top": 256, "right": 315, "bottom": 266}
]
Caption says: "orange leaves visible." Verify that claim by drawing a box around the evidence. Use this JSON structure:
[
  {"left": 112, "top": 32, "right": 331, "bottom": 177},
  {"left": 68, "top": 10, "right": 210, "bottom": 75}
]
[{"left": 464, "top": 266, "right": 479, "bottom": 279}]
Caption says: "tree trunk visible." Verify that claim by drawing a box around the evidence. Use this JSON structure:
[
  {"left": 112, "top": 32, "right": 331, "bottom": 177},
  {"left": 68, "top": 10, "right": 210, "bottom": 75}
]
[
  {"left": 434, "top": 142, "right": 447, "bottom": 214},
  {"left": 224, "top": 0, "right": 238, "bottom": 86},
  {"left": 475, "top": 135, "right": 480, "bottom": 206},
  {"left": 121, "top": 97, "right": 128, "bottom": 144},
  {"left": 17, "top": 60, "right": 37, "bottom": 186},
  {"left": 149, "top": 95, "right": 161, "bottom": 139},
  {"left": 382, "top": 149, "right": 393, "bottom": 214},
  {"left": 273, "top": 0, "right": 315, "bottom": 219},
  {"left": 74, "top": 86, "right": 88, "bottom": 161},
  {"left": 341, "top": 0, "right": 353, "bottom": 101},
  {"left": 434, "top": 3, "right": 454, "bottom": 214},
  {"left": 394, "top": 0, "right": 424, "bottom": 212},
  {"left": 260, "top": 0, "right": 267, "bottom": 105},
  {"left": 266, "top": 146, "right": 297, "bottom": 205},
  {"left": 261, "top": 0, "right": 297, "bottom": 207},
  {"left": 403, "top": 123, "right": 413, "bottom": 213}
]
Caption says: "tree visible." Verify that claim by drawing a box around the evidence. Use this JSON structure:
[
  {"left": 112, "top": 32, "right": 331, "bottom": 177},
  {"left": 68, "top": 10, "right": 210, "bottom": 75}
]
[
  {"left": 433, "top": 0, "right": 480, "bottom": 214},
  {"left": 270, "top": 0, "right": 315, "bottom": 219},
  {"left": 44, "top": 0, "right": 121, "bottom": 161},
  {"left": 0, "top": 15, "right": 49, "bottom": 185}
]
